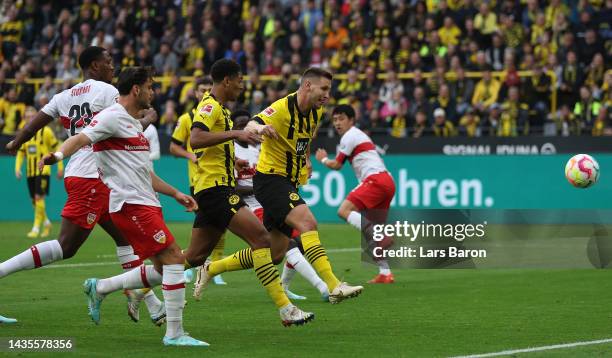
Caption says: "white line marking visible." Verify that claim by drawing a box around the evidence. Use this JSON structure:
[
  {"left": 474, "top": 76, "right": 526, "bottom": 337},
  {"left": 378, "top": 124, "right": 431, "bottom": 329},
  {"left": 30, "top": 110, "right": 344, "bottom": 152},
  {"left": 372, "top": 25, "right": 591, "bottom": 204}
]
[
  {"left": 41, "top": 247, "right": 362, "bottom": 269},
  {"left": 451, "top": 338, "right": 612, "bottom": 358}
]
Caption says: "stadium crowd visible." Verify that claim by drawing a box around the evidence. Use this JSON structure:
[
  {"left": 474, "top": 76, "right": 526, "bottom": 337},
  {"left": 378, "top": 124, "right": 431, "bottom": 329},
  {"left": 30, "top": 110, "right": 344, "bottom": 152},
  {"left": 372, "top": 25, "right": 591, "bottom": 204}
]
[{"left": 0, "top": 0, "right": 610, "bottom": 140}]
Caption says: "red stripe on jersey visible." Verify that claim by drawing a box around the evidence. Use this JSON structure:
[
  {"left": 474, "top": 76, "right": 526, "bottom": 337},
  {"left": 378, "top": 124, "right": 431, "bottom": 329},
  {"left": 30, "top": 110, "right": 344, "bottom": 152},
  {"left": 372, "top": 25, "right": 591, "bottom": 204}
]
[
  {"left": 59, "top": 112, "right": 100, "bottom": 130},
  {"left": 122, "top": 259, "right": 142, "bottom": 269},
  {"left": 348, "top": 142, "right": 376, "bottom": 163},
  {"left": 60, "top": 116, "right": 70, "bottom": 129},
  {"left": 30, "top": 246, "right": 42, "bottom": 268},
  {"left": 140, "top": 265, "right": 151, "bottom": 288},
  {"left": 162, "top": 283, "right": 186, "bottom": 291},
  {"left": 336, "top": 152, "right": 347, "bottom": 164},
  {"left": 93, "top": 136, "right": 150, "bottom": 152}
]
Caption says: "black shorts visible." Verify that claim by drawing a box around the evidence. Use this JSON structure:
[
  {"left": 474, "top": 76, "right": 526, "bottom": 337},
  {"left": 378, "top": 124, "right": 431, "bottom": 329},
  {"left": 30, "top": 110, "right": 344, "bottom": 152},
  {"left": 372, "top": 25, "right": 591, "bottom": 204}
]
[
  {"left": 27, "top": 175, "right": 50, "bottom": 199},
  {"left": 253, "top": 172, "right": 305, "bottom": 237},
  {"left": 193, "top": 186, "right": 246, "bottom": 230}
]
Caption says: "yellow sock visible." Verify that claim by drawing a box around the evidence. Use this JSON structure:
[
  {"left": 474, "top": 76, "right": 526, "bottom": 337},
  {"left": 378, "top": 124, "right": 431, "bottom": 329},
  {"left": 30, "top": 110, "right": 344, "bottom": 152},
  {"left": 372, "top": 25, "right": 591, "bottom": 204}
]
[
  {"left": 252, "top": 248, "right": 290, "bottom": 308},
  {"left": 211, "top": 234, "right": 226, "bottom": 262},
  {"left": 208, "top": 248, "right": 252, "bottom": 276},
  {"left": 33, "top": 199, "right": 45, "bottom": 231},
  {"left": 301, "top": 231, "right": 340, "bottom": 291}
]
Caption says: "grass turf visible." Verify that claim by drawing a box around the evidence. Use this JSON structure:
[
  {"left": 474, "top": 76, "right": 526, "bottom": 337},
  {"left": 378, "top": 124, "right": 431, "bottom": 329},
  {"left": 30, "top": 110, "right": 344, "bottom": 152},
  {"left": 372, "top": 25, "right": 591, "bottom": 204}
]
[{"left": 1, "top": 222, "right": 612, "bottom": 357}]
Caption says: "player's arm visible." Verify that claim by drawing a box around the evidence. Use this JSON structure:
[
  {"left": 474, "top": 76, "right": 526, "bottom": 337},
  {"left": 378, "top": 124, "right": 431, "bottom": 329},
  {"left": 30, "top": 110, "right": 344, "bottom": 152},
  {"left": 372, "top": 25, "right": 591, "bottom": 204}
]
[
  {"left": 45, "top": 128, "right": 64, "bottom": 177},
  {"left": 38, "top": 133, "right": 92, "bottom": 170},
  {"left": 150, "top": 171, "right": 198, "bottom": 212},
  {"left": 190, "top": 125, "right": 261, "bottom": 149},
  {"left": 14, "top": 148, "right": 24, "bottom": 179},
  {"left": 245, "top": 117, "right": 279, "bottom": 139},
  {"left": 170, "top": 116, "right": 197, "bottom": 162},
  {"left": 315, "top": 148, "right": 343, "bottom": 170},
  {"left": 6, "top": 111, "right": 54, "bottom": 154},
  {"left": 169, "top": 141, "right": 197, "bottom": 162}
]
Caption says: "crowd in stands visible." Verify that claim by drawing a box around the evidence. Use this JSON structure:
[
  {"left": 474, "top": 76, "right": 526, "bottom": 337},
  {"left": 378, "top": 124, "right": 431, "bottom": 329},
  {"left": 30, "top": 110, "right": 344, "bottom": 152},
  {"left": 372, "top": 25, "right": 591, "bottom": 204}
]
[{"left": 0, "top": 0, "right": 610, "bottom": 141}]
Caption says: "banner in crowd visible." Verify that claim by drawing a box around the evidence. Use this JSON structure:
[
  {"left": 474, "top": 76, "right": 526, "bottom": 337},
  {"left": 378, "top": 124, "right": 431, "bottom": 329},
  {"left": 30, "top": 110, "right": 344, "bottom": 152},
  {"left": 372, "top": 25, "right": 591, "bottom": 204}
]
[{"left": 0, "top": 154, "right": 610, "bottom": 222}]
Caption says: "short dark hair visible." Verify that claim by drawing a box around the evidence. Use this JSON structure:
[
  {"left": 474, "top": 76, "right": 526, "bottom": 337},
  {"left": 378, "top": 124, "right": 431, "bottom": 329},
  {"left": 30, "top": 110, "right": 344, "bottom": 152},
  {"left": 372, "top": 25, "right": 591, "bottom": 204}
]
[
  {"left": 302, "top": 67, "right": 333, "bottom": 81},
  {"left": 78, "top": 46, "right": 107, "bottom": 70},
  {"left": 116, "top": 67, "right": 153, "bottom": 95},
  {"left": 231, "top": 109, "right": 252, "bottom": 130},
  {"left": 210, "top": 59, "right": 241, "bottom": 83},
  {"left": 196, "top": 76, "right": 213, "bottom": 87},
  {"left": 332, "top": 104, "right": 355, "bottom": 120}
]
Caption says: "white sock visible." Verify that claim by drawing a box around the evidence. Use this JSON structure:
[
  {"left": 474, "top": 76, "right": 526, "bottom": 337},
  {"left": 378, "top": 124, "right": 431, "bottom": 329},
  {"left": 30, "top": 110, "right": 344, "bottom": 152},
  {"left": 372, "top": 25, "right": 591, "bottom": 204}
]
[
  {"left": 280, "top": 261, "right": 297, "bottom": 290},
  {"left": 116, "top": 246, "right": 163, "bottom": 315},
  {"left": 285, "top": 247, "right": 328, "bottom": 295},
  {"left": 162, "top": 264, "right": 186, "bottom": 339},
  {"left": 377, "top": 260, "right": 391, "bottom": 275},
  {"left": 347, "top": 211, "right": 361, "bottom": 230},
  {"left": 44, "top": 218, "right": 51, "bottom": 226},
  {"left": 96, "top": 265, "right": 162, "bottom": 295},
  {"left": 0, "top": 240, "right": 63, "bottom": 278}
]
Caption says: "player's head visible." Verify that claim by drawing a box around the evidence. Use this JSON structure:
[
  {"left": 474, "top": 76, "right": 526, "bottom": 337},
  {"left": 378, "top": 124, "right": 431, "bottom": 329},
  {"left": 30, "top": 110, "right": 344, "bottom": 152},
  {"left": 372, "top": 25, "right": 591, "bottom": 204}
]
[
  {"left": 231, "top": 109, "right": 252, "bottom": 131},
  {"left": 300, "top": 67, "right": 332, "bottom": 110},
  {"left": 210, "top": 59, "right": 243, "bottom": 102},
  {"left": 116, "top": 66, "right": 155, "bottom": 110},
  {"left": 78, "top": 46, "right": 114, "bottom": 83},
  {"left": 195, "top": 76, "right": 213, "bottom": 101},
  {"left": 332, "top": 104, "right": 356, "bottom": 136}
]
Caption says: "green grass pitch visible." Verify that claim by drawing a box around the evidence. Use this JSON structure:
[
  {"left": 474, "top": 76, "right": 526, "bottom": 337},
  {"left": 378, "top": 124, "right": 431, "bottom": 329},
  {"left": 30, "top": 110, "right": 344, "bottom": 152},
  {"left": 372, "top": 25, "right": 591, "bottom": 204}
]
[{"left": 1, "top": 222, "right": 612, "bottom": 357}]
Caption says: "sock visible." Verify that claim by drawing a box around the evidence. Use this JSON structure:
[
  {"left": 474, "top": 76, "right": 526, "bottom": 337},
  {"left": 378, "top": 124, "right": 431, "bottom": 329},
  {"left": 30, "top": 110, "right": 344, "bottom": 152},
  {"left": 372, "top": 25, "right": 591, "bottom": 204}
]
[
  {"left": 0, "top": 240, "right": 63, "bottom": 278},
  {"left": 162, "top": 264, "right": 186, "bottom": 339},
  {"left": 285, "top": 247, "right": 328, "bottom": 295},
  {"left": 252, "top": 248, "right": 290, "bottom": 308},
  {"left": 211, "top": 234, "right": 225, "bottom": 262},
  {"left": 40, "top": 199, "right": 48, "bottom": 225},
  {"left": 377, "top": 260, "right": 391, "bottom": 275},
  {"left": 32, "top": 199, "right": 45, "bottom": 232},
  {"left": 280, "top": 262, "right": 296, "bottom": 290},
  {"left": 96, "top": 265, "right": 162, "bottom": 295},
  {"left": 301, "top": 231, "right": 340, "bottom": 291},
  {"left": 347, "top": 211, "right": 362, "bottom": 230},
  {"left": 208, "top": 248, "right": 253, "bottom": 276},
  {"left": 116, "top": 246, "right": 163, "bottom": 314}
]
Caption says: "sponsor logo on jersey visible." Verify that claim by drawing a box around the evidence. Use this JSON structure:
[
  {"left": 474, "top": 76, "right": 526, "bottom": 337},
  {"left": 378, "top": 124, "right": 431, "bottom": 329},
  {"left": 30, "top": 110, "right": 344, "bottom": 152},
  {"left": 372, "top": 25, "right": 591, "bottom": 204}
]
[
  {"left": 228, "top": 194, "right": 240, "bottom": 205},
  {"left": 289, "top": 192, "right": 300, "bottom": 201},
  {"left": 153, "top": 230, "right": 167, "bottom": 244},
  {"left": 89, "top": 120, "right": 98, "bottom": 127},
  {"left": 87, "top": 213, "right": 97, "bottom": 225},
  {"left": 200, "top": 104, "right": 214, "bottom": 115},
  {"left": 263, "top": 107, "right": 275, "bottom": 116}
]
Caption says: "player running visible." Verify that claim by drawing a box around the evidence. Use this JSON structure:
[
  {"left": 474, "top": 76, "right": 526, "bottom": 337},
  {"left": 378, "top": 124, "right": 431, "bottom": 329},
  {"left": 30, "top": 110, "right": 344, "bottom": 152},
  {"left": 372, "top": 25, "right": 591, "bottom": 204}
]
[
  {"left": 315, "top": 104, "right": 396, "bottom": 283},
  {"left": 15, "top": 106, "right": 64, "bottom": 238},
  {"left": 2, "top": 46, "right": 165, "bottom": 325},
  {"left": 40, "top": 66, "right": 207, "bottom": 347},
  {"left": 182, "top": 59, "right": 313, "bottom": 326},
  {"left": 204, "top": 67, "right": 363, "bottom": 304}
]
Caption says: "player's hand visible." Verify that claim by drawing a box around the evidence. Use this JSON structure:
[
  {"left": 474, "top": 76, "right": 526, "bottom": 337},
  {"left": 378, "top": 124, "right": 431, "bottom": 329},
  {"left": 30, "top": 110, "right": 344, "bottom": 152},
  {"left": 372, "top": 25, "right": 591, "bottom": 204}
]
[
  {"left": 38, "top": 153, "right": 58, "bottom": 171},
  {"left": 15, "top": 170, "right": 21, "bottom": 180},
  {"left": 187, "top": 152, "right": 198, "bottom": 164},
  {"left": 259, "top": 125, "right": 278, "bottom": 139},
  {"left": 315, "top": 148, "right": 328, "bottom": 161},
  {"left": 140, "top": 108, "right": 158, "bottom": 127},
  {"left": 235, "top": 158, "right": 249, "bottom": 172},
  {"left": 5, "top": 140, "right": 19, "bottom": 155},
  {"left": 236, "top": 130, "right": 262, "bottom": 145},
  {"left": 174, "top": 192, "right": 198, "bottom": 212}
]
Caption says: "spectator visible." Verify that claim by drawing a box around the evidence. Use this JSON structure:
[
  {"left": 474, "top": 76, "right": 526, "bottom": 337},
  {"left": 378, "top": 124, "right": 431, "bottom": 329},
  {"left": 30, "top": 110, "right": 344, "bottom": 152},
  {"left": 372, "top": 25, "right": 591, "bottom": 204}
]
[
  {"left": 432, "top": 108, "right": 457, "bottom": 137},
  {"left": 472, "top": 68, "right": 501, "bottom": 114},
  {"left": 458, "top": 107, "right": 481, "bottom": 137},
  {"left": 153, "top": 42, "right": 179, "bottom": 75},
  {"left": 573, "top": 86, "right": 602, "bottom": 131}
]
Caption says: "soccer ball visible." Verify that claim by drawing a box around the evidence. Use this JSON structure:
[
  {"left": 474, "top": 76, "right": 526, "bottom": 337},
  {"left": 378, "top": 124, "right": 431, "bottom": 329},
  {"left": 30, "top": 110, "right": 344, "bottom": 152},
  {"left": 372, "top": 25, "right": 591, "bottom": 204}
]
[{"left": 565, "top": 154, "right": 600, "bottom": 188}]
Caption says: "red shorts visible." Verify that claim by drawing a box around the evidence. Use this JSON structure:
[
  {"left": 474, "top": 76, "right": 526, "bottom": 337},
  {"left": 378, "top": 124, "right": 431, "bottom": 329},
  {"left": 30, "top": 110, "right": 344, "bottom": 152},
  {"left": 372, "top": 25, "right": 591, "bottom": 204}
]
[
  {"left": 61, "top": 177, "right": 111, "bottom": 229},
  {"left": 253, "top": 207, "right": 300, "bottom": 238},
  {"left": 109, "top": 203, "right": 175, "bottom": 259},
  {"left": 347, "top": 172, "right": 396, "bottom": 211}
]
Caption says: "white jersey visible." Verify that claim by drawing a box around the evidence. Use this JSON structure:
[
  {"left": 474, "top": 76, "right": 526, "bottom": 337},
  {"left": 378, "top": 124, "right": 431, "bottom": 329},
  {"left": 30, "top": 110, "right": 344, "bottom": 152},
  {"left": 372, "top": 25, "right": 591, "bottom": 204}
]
[
  {"left": 336, "top": 126, "right": 387, "bottom": 183},
  {"left": 81, "top": 103, "right": 159, "bottom": 212},
  {"left": 234, "top": 142, "right": 262, "bottom": 210},
  {"left": 42, "top": 79, "right": 119, "bottom": 179}
]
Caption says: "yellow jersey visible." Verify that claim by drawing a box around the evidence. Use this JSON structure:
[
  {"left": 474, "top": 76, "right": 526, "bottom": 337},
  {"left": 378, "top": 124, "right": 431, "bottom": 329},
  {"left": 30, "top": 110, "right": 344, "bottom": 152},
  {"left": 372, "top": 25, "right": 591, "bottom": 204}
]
[
  {"left": 1, "top": 100, "right": 26, "bottom": 135},
  {"left": 171, "top": 108, "right": 203, "bottom": 187},
  {"left": 191, "top": 94, "right": 235, "bottom": 193},
  {"left": 16, "top": 126, "right": 63, "bottom": 177},
  {"left": 254, "top": 93, "right": 323, "bottom": 186}
]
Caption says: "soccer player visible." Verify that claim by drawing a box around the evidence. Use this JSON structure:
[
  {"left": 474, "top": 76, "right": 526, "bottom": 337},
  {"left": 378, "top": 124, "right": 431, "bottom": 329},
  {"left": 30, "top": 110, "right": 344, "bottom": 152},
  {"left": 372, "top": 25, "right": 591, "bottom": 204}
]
[
  {"left": 229, "top": 110, "right": 329, "bottom": 301},
  {"left": 183, "top": 59, "right": 313, "bottom": 326},
  {"left": 242, "top": 67, "right": 363, "bottom": 303},
  {"left": 315, "top": 104, "right": 396, "bottom": 283},
  {"left": 170, "top": 77, "right": 227, "bottom": 286},
  {"left": 15, "top": 106, "right": 64, "bottom": 238},
  {"left": 40, "top": 66, "right": 207, "bottom": 347},
  {"left": 2, "top": 46, "right": 165, "bottom": 325}
]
